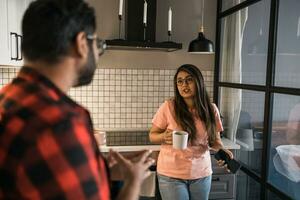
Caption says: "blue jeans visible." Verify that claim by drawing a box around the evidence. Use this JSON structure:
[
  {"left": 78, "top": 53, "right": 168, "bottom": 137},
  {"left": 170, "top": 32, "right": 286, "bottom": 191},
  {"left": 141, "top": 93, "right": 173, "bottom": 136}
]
[{"left": 157, "top": 174, "right": 212, "bottom": 200}]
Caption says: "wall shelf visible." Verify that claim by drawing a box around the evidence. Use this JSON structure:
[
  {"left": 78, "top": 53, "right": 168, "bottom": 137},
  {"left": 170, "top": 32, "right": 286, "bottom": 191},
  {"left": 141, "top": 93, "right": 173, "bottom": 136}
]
[{"left": 106, "top": 39, "right": 182, "bottom": 52}]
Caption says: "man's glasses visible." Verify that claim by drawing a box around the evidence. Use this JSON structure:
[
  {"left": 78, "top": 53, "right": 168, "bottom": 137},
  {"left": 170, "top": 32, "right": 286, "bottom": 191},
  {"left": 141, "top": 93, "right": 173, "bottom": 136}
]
[
  {"left": 176, "top": 76, "right": 194, "bottom": 86},
  {"left": 86, "top": 34, "right": 107, "bottom": 56}
]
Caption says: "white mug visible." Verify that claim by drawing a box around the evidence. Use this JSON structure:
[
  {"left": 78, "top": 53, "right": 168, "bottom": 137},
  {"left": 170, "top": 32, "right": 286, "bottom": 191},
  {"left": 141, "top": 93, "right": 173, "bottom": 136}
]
[{"left": 172, "top": 130, "right": 188, "bottom": 150}]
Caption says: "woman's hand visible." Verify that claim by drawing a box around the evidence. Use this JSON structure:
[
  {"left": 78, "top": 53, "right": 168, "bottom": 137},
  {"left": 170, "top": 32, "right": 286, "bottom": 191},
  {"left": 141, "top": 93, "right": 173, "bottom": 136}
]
[
  {"left": 149, "top": 126, "right": 173, "bottom": 145},
  {"left": 216, "top": 149, "right": 233, "bottom": 172},
  {"left": 163, "top": 129, "right": 173, "bottom": 145}
]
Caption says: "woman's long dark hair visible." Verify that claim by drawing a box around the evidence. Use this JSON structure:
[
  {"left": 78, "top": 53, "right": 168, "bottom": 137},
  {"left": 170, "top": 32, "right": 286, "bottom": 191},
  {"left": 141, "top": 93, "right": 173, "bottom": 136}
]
[{"left": 174, "top": 64, "right": 217, "bottom": 146}]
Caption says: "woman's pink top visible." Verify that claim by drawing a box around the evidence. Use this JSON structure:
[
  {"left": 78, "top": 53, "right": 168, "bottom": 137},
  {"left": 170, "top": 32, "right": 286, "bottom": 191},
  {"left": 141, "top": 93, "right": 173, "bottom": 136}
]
[{"left": 152, "top": 99, "right": 223, "bottom": 180}]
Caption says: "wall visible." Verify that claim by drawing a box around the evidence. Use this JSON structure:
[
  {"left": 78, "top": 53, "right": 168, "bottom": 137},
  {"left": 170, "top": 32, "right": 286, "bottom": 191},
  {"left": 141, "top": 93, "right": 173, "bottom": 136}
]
[
  {"left": 87, "top": 0, "right": 217, "bottom": 69},
  {"left": 0, "top": 67, "right": 214, "bottom": 131},
  {"left": 0, "top": 0, "right": 217, "bottom": 131}
]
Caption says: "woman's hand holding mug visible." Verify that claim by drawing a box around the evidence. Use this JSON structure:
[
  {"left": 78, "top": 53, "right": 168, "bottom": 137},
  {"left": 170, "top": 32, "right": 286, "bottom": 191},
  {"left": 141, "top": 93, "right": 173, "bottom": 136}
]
[{"left": 163, "top": 129, "right": 173, "bottom": 145}]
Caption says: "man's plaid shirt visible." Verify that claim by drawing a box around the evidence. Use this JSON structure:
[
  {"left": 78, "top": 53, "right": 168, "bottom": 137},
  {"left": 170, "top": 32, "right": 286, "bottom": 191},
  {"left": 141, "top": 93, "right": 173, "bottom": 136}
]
[{"left": 0, "top": 67, "right": 110, "bottom": 199}]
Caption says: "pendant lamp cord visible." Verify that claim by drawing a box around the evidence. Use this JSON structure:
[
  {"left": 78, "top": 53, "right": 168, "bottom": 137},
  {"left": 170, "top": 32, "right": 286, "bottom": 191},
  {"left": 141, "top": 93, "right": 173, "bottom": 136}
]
[{"left": 201, "top": 0, "right": 205, "bottom": 32}]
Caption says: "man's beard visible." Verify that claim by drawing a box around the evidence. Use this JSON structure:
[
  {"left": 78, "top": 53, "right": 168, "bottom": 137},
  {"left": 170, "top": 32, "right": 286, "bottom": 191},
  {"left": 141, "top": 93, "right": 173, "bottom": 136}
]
[{"left": 74, "top": 44, "right": 97, "bottom": 87}]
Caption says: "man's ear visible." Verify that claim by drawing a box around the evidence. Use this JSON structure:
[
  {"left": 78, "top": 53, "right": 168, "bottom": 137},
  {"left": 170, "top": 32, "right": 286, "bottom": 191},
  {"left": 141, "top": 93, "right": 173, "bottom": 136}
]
[{"left": 74, "top": 32, "right": 88, "bottom": 59}]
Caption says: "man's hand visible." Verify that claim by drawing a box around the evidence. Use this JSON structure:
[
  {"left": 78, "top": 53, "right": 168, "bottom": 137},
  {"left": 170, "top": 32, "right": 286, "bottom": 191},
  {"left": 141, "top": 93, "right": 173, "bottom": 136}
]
[{"left": 108, "top": 150, "right": 155, "bottom": 184}]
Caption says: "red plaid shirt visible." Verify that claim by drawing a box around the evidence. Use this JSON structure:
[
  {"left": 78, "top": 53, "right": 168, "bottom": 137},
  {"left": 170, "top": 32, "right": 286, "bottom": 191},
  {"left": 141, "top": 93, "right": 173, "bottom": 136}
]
[{"left": 0, "top": 67, "right": 110, "bottom": 199}]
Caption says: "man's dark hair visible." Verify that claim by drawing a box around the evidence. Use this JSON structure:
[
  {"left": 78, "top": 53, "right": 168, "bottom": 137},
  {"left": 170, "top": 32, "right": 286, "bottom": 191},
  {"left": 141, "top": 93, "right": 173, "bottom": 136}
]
[{"left": 21, "top": 0, "right": 96, "bottom": 64}]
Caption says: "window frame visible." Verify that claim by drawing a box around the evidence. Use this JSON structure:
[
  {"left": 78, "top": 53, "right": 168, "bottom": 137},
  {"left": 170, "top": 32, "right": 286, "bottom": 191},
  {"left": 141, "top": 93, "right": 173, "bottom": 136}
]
[{"left": 215, "top": 0, "right": 298, "bottom": 199}]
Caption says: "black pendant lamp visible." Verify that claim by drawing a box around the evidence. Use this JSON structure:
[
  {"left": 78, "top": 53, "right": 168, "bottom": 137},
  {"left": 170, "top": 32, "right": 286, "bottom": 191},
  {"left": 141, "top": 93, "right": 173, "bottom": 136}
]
[{"left": 188, "top": 0, "right": 214, "bottom": 54}]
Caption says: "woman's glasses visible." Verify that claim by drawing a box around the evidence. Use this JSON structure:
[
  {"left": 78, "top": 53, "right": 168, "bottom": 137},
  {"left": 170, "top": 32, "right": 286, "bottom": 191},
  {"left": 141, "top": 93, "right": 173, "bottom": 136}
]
[
  {"left": 86, "top": 34, "right": 107, "bottom": 56},
  {"left": 176, "top": 76, "right": 194, "bottom": 86}
]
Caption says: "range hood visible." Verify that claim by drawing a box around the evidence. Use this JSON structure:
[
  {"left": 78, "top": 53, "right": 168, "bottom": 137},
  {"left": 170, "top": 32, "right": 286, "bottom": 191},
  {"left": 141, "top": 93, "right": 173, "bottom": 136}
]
[{"left": 106, "top": 0, "right": 182, "bottom": 52}]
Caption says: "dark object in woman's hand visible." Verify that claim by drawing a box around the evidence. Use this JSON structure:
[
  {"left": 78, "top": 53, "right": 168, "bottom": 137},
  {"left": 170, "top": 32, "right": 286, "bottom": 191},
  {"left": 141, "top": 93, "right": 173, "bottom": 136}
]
[{"left": 214, "top": 149, "right": 241, "bottom": 173}]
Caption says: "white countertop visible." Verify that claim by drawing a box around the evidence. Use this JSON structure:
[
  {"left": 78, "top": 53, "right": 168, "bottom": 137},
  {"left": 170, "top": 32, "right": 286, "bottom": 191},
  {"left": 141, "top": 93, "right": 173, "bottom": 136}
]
[
  {"left": 99, "top": 145, "right": 161, "bottom": 152},
  {"left": 99, "top": 137, "right": 240, "bottom": 152},
  {"left": 221, "top": 137, "right": 240, "bottom": 149}
]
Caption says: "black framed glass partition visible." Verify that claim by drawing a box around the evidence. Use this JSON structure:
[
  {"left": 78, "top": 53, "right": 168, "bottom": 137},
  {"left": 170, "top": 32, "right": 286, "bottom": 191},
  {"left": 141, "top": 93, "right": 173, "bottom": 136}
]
[
  {"left": 221, "top": 0, "right": 247, "bottom": 12},
  {"left": 215, "top": 0, "right": 300, "bottom": 199},
  {"left": 219, "top": 87, "right": 265, "bottom": 175},
  {"left": 274, "top": 0, "right": 300, "bottom": 88},
  {"left": 237, "top": 170, "right": 261, "bottom": 200},
  {"left": 268, "top": 94, "right": 300, "bottom": 200},
  {"left": 219, "top": 0, "right": 270, "bottom": 85}
]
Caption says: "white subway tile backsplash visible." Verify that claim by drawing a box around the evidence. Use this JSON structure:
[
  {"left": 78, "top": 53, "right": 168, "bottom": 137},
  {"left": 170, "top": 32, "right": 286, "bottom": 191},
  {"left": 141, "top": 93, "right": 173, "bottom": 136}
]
[{"left": 0, "top": 67, "right": 213, "bottom": 129}]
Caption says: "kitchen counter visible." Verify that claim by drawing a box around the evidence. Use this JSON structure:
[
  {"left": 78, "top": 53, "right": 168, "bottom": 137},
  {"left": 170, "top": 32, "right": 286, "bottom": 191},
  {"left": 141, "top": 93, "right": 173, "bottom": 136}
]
[
  {"left": 221, "top": 137, "right": 240, "bottom": 149},
  {"left": 99, "top": 137, "right": 240, "bottom": 152},
  {"left": 99, "top": 145, "right": 161, "bottom": 152}
]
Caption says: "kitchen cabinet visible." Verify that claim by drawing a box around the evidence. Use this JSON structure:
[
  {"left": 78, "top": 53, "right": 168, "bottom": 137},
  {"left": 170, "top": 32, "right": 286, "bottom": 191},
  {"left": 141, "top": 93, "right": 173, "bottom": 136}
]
[
  {"left": 7, "top": 0, "right": 25, "bottom": 65},
  {"left": 210, "top": 151, "right": 237, "bottom": 200},
  {"left": 0, "top": 0, "right": 32, "bottom": 66},
  {"left": 0, "top": 0, "right": 9, "bottom": 65},
  {"left": 210, "top": 173, "right": 235, "bottom": 200}
]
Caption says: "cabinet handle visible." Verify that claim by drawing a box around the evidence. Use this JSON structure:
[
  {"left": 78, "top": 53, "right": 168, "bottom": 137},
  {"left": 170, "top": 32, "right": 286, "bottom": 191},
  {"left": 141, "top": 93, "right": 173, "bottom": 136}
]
[
  {"left": 17, "top": 34, "right": 23, "bottom": 61},
  {"left": 10, "top": 32, "right": 18, "bottom": 61},
  {"left": 212, "top": 177, "right": 220, "bottom": 181}
]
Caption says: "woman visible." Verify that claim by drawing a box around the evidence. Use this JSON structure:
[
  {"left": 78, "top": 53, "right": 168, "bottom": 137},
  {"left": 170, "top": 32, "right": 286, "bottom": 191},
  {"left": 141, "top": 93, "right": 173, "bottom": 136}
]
[{"left": 149, "top": 64, "right": 232, "bottom": 200}]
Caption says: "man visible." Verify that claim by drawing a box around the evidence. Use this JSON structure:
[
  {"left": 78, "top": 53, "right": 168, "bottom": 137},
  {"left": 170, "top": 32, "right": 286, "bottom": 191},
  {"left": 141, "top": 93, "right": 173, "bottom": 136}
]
[{"left": 0, "top": 0, "right": 154, "bottom": 199}]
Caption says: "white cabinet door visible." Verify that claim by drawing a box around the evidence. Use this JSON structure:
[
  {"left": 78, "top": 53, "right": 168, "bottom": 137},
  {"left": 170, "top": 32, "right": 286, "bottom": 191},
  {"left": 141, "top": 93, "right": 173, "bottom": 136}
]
[
  {"left": 0, "top": 0, "right": 36, "bottom": 66},
  {"left": 7, "top": 0, "right": 26, "bottom": 66},
  {"left": 0, "top": 0, "right": 9, "bottom": 65}
]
